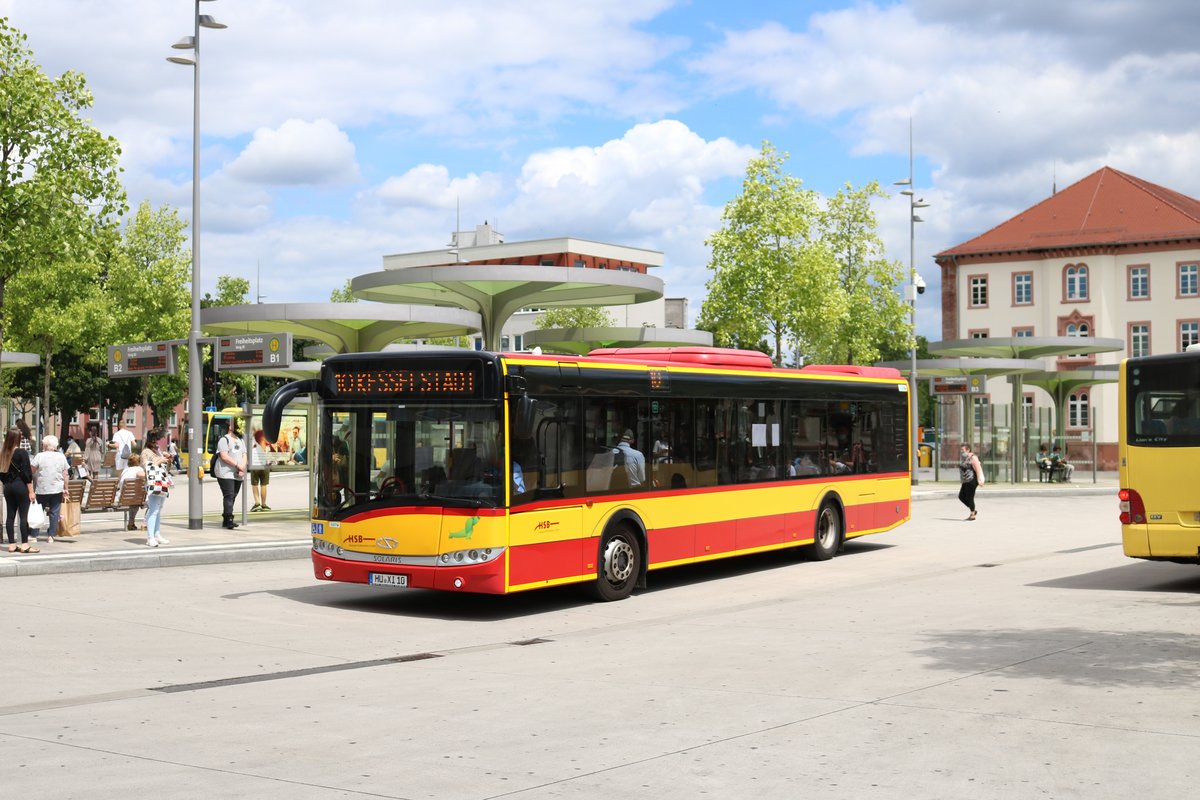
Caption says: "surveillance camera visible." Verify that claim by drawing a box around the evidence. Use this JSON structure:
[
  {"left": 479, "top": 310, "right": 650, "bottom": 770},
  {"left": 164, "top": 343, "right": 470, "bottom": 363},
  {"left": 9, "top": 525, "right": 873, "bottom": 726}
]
[{"left": 914, "top": 274, "right": 927, "bottom": 294}]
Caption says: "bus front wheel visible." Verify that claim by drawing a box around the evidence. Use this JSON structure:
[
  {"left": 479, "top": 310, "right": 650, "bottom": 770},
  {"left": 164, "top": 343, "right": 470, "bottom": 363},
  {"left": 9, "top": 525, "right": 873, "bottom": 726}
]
[
  {"left": 805, "top": 500, "right": 841, "bottom": 561},
  {"left": 590, "top": 525, "right": 641, "bottom": 601}
]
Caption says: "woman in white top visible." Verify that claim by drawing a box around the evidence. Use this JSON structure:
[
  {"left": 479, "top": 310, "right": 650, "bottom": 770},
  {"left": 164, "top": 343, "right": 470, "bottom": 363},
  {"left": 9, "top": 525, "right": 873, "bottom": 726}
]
[
  {"left": 30, "top": 434, "right": 70, "bottom": 543},
  {"left": 117, "top": 452, "right": 145, "bottom": 531}
]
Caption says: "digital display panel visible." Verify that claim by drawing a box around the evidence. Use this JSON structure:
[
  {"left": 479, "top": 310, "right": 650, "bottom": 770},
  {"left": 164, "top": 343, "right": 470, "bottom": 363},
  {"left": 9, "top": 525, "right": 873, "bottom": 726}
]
[
  {"left": 332, "top": 366, "right": 481, "bottom": 397},
  {"left": 108, "top": 342, "right": 178, "bottom": 377},
  {"left": 220, "top": 348, "right": 264, "bottom": 367},
  {"left": 128, "top": 355, "right": 169, "bottom": 372}
]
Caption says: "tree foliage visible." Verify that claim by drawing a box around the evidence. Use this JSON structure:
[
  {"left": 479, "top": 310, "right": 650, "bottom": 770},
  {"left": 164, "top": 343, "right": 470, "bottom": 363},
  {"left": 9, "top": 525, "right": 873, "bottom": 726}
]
[
  {"left": 330, "top": 278, "right": 357, "bottom": 303},
  {"left": 534, "top": 306, "right": 617, "bottom": 329},
  {"left": 699, "top": 143, "right": 909, "bottom": 366},
  {"left": 0, "top": 18, "right": 125, "bottom": 377}
]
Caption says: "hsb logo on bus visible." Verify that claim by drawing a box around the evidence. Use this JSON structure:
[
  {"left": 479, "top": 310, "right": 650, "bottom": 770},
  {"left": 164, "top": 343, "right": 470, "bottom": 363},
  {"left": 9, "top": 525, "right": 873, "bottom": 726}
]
[{"left": 534, "top": 520, "right": 559, "bottom": 531}]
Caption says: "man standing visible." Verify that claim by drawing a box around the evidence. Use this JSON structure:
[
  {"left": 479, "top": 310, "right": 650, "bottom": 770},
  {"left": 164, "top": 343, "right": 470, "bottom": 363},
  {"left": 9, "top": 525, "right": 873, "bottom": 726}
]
[
  {"left": 110, "top": 419, "right": 137, "bottom": 474},
  {"left": 213, "top": 422, "right": 246, "bottom": 529},
  {"left": 614, "top": 429, "right": 646, "bottom": 488}
]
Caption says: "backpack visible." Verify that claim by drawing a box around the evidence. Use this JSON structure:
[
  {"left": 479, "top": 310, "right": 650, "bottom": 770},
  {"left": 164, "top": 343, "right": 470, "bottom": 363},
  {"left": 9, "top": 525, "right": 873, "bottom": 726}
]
[
  {"left": 209, "top": 442, "right": 221, "bottom": 475},
  {"left": 118, "top": 440, "right": 131, "bottom": 461}
]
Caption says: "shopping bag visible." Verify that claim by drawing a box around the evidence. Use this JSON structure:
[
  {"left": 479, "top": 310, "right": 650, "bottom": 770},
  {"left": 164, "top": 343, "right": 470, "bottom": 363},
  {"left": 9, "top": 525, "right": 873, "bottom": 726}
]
[
  {"left": 57, "top": 501, "right": 81, "bottom": 537},
  {"left": 27, "top": 502, "right": 46, "bottom": 529}
]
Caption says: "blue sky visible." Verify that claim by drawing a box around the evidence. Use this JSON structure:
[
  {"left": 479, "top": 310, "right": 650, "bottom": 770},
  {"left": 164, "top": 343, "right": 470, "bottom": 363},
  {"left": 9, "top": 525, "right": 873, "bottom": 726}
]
[{"left": 5, "top": 0, "right": 1200, "bottom": 339}]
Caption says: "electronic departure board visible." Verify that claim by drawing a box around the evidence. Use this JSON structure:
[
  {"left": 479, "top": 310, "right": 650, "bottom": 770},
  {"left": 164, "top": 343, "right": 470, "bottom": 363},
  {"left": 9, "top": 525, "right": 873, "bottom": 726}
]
[
  {"left": 108, "top": 342, "right": 178, "bottom": 377},
  {"left": 216, "top": 333, "right": 293, "bottom": 371},
  {"left": 330, "top": 364, "right": 482, "bottom": 397}
]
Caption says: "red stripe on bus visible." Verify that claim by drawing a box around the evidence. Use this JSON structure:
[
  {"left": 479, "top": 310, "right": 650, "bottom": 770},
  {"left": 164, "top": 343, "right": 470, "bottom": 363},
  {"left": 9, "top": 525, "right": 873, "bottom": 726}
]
[{"left": 508, "top": 538, "right": 588, "bottom": 587}]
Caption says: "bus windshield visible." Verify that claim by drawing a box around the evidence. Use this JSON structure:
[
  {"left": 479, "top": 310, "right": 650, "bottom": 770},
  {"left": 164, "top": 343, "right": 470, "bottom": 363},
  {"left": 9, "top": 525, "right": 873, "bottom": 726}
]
[
  {"left": 1126, "top": 356, "right": 1200, "bottom": 447},
  {"left": 316, "top": 400, "right": 504, "bottom": 516}
]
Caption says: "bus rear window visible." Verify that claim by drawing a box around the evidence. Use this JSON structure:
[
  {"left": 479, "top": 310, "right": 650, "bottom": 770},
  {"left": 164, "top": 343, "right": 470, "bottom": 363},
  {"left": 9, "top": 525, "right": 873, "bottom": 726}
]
[{"left": 1127, "top": 357, "right": 1200, "bottom": 446}]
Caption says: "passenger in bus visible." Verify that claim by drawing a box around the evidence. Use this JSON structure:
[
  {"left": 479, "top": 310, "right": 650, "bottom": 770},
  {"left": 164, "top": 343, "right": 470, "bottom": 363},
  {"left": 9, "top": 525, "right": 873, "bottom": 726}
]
[
  {"left": 1167, "top": 401, "right": 1199, "bottom": 435},
  {"left": 613, "top": 430, "right": 646, "bottom": 487},
  {"left": 652, "top": 435, "right": 672, "bottom": 463}
]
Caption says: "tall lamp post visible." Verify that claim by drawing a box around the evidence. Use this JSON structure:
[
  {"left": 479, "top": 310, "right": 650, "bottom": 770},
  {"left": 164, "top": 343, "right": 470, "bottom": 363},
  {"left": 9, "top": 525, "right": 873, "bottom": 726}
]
[
  {"left": 894, "top": 120, "right": 929, "bottom": 485},
  {"left": 168, "top": 0, "right": 226, "bottom": 529}
]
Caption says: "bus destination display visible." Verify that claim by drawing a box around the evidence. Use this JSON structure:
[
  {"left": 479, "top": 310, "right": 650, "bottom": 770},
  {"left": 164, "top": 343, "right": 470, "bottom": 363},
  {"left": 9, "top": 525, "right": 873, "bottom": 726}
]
[{"left": 333, "top": 366, "right": 479, "bottom": 397}]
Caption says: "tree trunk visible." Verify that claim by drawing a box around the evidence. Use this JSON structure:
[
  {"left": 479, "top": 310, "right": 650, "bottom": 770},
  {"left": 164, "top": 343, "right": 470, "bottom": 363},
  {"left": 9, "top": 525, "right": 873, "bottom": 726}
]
[{"left": 42, "top": 347, "right": 53, "bottom": 441}]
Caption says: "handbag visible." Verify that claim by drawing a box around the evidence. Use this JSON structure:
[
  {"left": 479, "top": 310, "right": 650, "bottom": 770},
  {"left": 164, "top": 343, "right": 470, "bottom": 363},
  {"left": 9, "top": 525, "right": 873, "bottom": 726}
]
[
  {"left": 27, "top": 501, "right": 46, "bottom": 529},
  {"left": 58, "top": 501, "right": 81, "bottom": 537}
]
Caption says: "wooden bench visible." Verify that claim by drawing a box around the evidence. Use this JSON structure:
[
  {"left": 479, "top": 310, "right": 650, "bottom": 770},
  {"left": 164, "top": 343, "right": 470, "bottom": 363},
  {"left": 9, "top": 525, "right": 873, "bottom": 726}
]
[{"left": 80, "top": 476, "right": 146, "bottom": 513}]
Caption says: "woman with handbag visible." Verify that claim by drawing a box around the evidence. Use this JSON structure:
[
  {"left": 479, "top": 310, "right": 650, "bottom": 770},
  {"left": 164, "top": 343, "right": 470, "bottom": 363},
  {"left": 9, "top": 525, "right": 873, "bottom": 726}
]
[
  {"left": 31, "top": 434, "right": 70, "bottom": 543},
  {"left": 142, "top": 428, "right": 173, "bottom": 547},
  {"left": 1, "top": 427, "right": 37, "bottom": 553}
]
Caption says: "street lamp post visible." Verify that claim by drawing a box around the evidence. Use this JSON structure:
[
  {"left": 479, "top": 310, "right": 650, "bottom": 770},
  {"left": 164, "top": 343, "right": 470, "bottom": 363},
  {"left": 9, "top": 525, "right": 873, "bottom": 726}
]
[
  {"left": 168, "top": 0, "right": 226, "bottom": 529},
  {"left": 894, "top": 120, "right": 929, "bottom": 486}
]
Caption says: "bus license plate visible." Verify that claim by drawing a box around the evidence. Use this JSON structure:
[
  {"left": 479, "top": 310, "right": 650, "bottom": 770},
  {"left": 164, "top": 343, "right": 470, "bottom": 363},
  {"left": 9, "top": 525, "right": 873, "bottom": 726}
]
[{"left": 368, "top": 573, "right": 408, "bottom": 588}]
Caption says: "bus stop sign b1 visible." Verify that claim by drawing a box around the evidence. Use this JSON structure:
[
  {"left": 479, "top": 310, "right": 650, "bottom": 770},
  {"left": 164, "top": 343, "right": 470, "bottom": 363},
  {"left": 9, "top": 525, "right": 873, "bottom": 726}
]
[{"left": 216, "top": 333, "right": 293, "bottom": 371}]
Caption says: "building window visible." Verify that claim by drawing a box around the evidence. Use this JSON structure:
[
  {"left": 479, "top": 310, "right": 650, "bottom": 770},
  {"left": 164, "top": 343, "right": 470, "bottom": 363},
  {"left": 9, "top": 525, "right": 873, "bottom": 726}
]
[
  {"left": 1064, "top": 264, "right": 1089, "bottom": 301},
  {"left": 1129, "top": 322, "right": 1150, "bottom": 358},
  {"left": 969, "top": 275, "right": 988, "bottom": 307},
  {"left": 968, "top": 329, "right": 989, "bottom": 339},
  {"left": 1013, "top": 326, "right": 1034, "bottom": 338},
  {"left": 1129, "top": 265, "right": 1149, "bottom": 300},
  {"left": 1179, "top": 263, "right": 1198, "bottom": 297},
  {"left": 1013, "top": 272, "right": 1033, "bottom": 305},
  {"left": 513, "top": 334, "right": 523, "bottom": 351},
  {"left": 1180, "top": 320, "right": 1200, "bottom": 351},
  {"left": 1068, "top": 391, "right": 1090, "bottom": 428},
  {"left": 972, "top": 396, "right": 990, "bottom": 428},
  {"left": 500, "top": 335, "right": 510, "bottom": 350}
]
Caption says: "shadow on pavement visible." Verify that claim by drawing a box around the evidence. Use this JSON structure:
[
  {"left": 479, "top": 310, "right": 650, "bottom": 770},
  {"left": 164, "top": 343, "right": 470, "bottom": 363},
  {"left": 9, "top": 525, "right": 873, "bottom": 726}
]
[
  {"left": 913, "top": 625, "right": 1200, "bottom": 688},
  {"left": 1030, "top": 560, "right": 1200, "bottom": 595}
]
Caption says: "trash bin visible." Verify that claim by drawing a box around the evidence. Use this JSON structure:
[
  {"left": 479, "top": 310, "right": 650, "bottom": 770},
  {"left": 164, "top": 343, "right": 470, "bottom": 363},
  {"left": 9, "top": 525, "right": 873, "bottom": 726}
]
[{"left": 918, "top": 445, "right": 932, "bottom": 467}]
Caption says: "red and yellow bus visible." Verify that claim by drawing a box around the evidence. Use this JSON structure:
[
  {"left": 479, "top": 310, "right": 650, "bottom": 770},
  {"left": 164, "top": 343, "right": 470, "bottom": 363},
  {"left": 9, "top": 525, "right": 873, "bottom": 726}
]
[
  {"left": 1119, "top": 349, "right": 1200, "bottom": 563},
  {"left": 263, "top": 347, "right": 912, "bottom": 600}
]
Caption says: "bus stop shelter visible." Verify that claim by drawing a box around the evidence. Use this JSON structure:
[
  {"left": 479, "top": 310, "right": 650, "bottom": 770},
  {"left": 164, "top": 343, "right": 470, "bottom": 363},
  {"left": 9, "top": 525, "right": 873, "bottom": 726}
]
[
  {"left": 928, "top": 337, "right": 1123, "bottom": 482},
  {"left": 351, "top": 264, "right": 663, "bottom": 351}
]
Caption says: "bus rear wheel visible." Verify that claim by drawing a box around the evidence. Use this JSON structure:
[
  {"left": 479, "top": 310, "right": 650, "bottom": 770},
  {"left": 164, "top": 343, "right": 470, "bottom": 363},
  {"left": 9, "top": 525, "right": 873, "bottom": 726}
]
[
  {"left": 805, "top": 500, "right": 841, "bottom": 561},
  {"left": 590, "top": 525, "right": 641, "bottom": 601}
]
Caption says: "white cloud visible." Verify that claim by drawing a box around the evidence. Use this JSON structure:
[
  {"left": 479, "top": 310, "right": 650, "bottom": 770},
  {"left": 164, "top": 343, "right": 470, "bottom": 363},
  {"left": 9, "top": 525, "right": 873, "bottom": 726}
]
[
  {"left": 225, "top": 119, "right": 359, "bottom": 186},
  {"left": 372, "top": 165, "right": 504, "bottom": 210}
]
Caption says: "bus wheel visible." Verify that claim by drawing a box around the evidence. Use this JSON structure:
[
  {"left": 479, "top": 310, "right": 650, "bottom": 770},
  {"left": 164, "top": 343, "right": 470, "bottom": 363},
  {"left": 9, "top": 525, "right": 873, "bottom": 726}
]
[
  {"left": 590, "top": 525, "right": 641, "bottom": 601},
  {"left": 805, "top": 501, "right": 841, "bottom": 561}
]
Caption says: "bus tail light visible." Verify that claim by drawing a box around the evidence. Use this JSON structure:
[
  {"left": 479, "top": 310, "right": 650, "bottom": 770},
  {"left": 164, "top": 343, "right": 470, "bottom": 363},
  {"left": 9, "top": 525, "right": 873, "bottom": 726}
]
[{"left": 1118, "top": 488, "right": 1146, "bottom": 524}]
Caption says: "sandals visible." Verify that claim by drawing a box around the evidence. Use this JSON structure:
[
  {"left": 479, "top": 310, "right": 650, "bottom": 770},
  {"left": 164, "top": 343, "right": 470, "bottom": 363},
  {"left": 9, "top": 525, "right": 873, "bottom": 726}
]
[
  {"left": 16, "top": 544, "right": 40, "bottom": 553},
  {"left": 6, "top": 544, "right": 15, "bottom": 553}
]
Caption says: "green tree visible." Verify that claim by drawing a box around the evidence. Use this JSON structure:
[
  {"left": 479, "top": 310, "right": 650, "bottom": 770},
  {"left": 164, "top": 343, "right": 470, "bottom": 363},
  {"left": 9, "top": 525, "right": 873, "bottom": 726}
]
[
  {"left": 201, "top": 275, "right": 253, "bottom": 408},
  {"left": 534, "top": 307, "right": 617, "bottom": 329},
  {"left": 810, "top": 182, "right": 910, "bottom": 365},
  {"left": 103, "top": 201, "right": 192, "bottom": 433},
  {"left": 698, "top": 143, "right": 838, "bottom": 364},
  {"left": 0, "top": 19, "right": 125, "bottom": 379},
  {"left": 330, "top": 278, "right": 357, "bottom": 303}
]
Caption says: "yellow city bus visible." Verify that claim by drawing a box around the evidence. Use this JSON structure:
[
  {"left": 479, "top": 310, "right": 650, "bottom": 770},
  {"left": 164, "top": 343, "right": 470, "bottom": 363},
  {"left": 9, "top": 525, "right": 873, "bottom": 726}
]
[
  {"left": 263, "top": 347, "right": 912, "bottom": 600},
  {"left": 1119, "top": 350, "right": 1200, "bottom": 563}
]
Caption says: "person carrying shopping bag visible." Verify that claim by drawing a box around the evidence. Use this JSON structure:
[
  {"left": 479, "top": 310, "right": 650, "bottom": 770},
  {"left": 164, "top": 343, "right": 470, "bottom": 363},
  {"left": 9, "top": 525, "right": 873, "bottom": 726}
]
[
  {"left": 142, "top": 428, "right": 173, "bottom": 547},
  {"left": 31, "top": 434, "right": 70, "bottom": 543}
]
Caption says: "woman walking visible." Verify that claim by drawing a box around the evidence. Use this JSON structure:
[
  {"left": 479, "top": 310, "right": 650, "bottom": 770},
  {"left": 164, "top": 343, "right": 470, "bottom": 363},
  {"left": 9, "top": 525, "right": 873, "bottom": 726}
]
[
  {"left": 1, "top": 427, "right": 37, "bottom": 553},
  {"left": 31, "top": 435, "right": 70, "bottom": 543},
  {"left": 959, "top": 443, "right": 985, "bottom": 521},
  {"left": 142, "top": 428, "right": 173, "bottom": 547},
  {"left": 83, "top": 425, "right": 104, "bottom": 481}
]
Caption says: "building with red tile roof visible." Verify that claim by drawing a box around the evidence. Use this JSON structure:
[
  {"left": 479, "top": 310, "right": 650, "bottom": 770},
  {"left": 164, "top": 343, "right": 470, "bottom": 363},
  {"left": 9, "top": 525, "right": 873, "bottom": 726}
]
[{"left": 934, "top": 167, "right": 1200, "bottom": 468}]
